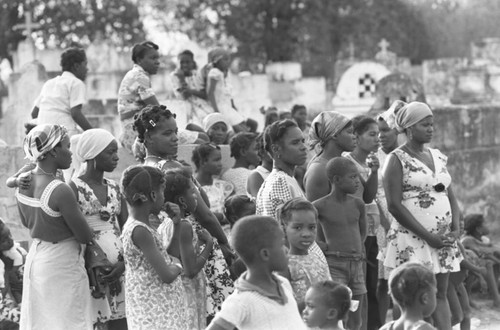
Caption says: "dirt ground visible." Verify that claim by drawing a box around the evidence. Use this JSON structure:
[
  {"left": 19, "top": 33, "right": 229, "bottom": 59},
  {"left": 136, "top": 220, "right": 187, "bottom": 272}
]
[{"left": 468, "top": 293, "right": 500, "bottom": 330}]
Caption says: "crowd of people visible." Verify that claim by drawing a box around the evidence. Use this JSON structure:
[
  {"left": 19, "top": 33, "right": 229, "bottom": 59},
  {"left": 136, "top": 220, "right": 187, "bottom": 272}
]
[{"left": 0, "top": 41, "right": 499, "bottom": 330}]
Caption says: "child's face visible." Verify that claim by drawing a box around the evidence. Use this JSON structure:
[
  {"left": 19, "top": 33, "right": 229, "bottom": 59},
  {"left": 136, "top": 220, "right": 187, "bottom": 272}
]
[
  {"left": 293, "top": 108, "right": 307, "bottom": 125},
  {"left": 0, "top": 225, "right": 14, "bottom": 251},
  {"left": 95, "top": 140, "right": 119, "bottom": 173},
  {"left": 335, "top": 166, "right": 360, "bottom": 194},
  {"left": 179, "top": 54, "right": 195, "bottom": 74},
  {"left": 203, "top": 149, "right": 223, "bottom": 176},
  {"left": 267, "top": 231, "right": 288, "bottom": 272},
  {"left": 243, "top": 141, "right": 261, "bottom": 167},
  {"left": 303, "top": 287, "right": 331, "bottom": 328},
  {"left": 181, "top": 182, "right": 198, "bottom": 214},
  {"left": 285, "top": 210, "right": 317, "bottom": 254},
  {"left": 216, "top": 54, "right": 231, "bottom": 71},
  {"left": 207, "top": 122, "right": 228, "bottom": 145},
  {"left": 356, "top": 123, "right": 380, "bottom": 153},
  {"left": 477, "top": 221, "right": 490, "bottom": 236},
  {"left": 152, "top": 182, "right": 166, "bottom": 215}
]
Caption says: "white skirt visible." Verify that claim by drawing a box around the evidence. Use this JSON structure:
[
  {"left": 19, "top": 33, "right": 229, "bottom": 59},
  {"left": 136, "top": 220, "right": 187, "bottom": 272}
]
[{"left": 20, "top": 238, "right": 92, "bottom": 330}]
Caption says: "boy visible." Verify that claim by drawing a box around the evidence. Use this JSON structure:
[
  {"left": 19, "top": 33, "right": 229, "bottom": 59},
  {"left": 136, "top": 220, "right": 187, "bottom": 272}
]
[
  {"left": 207, "top": 215, "right": 307, "bottom": 330},
  {"left": 313, "top": 157, "right": 367, "bottom": 330},
  {"left": 31, "top": 47, "right": 92, "bottom": 137}
]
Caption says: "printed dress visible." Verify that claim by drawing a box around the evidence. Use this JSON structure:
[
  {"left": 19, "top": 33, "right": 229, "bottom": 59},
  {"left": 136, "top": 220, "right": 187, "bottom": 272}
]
[
  {"left": 288, "top": 254, "right": 332, "bottom": 303},
  {"left": 158, "top": 216, "right": 207, "bottom": 330},
  {"left": 121, "top": 219, "right": 189, "bottom": 329},
  {"left": 384, "top": 148, "right": 462, "bottom": 273},
  {"left": 73, "top": 178, "right": 126, "bottom": 324}
]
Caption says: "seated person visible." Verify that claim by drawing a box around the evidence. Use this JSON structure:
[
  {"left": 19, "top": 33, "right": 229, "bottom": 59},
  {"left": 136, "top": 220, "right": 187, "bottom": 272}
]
[{"left": 203, "top": 113, "right": 233, "bottom": 145}]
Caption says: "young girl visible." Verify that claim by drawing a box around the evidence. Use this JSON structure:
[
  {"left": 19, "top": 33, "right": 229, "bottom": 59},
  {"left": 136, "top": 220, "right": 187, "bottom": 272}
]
[
  {"left": 192, "top": 143, "right": 233, "bottom": 215},
  {"left": 203, "top": 113, "right": 232, "bottom": 145},
  {"left": 221, "top": 132, "right": 260, "bottom": 196},
  {"left": 160, "top": 168, "right": 214, "bottom": 329},
  {"left": 69, "top": 129, "right": 127, "bottom": 329},
  {"left": 279, "top": 198, "right": 331, "bottom": 306},
  {"left": 302, "top": 281, "right": 352, "bottom": 330},
  {"left": 380, "top": 263, "right": 438, "bottom": 330},
  {"left": 120, "top": 165, "right": 189, "bottom": 329},
  {"left": 206, "top": 48, "right": 246, "bottom": 132},
  {"left": 246, "top": 133, "right": 273, "bottom": 197},
  {"left": 344, "top": 115, "right": 381, "bottom": 329}
]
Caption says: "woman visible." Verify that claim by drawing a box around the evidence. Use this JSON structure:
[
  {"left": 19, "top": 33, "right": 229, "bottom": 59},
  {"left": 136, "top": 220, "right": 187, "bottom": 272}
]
[
  {"left": 133, "top": 104, "right": 234, "bottom": 322},
  {"left": 303, "top": 111, "right": 356, "bottom": 202},
  {"left": 255, "top": 119, "right": 326, "bottom": 265},
  {"left": 16, "top": 124, "right": 94, "bottom": 330},
  {"left": 383, "top": 102, "right": 463, "bottom": 330},
  {"left": 246, "top": 133, "right": 273, "bottom": 197},
  {"left": 69, "top": 129, "right": 128, "bottom": 330},
  {"left": 117, "top": 41, "right": 201, "bottom": 154}
]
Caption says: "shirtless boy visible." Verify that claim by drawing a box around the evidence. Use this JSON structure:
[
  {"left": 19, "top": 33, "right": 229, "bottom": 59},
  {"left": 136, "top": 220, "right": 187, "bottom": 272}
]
[{"left": 313, "top": 157, "right": 366, "bottom": 330}]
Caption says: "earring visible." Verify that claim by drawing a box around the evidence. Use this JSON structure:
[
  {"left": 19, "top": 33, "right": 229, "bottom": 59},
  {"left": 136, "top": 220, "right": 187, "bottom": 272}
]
[
  {"left": 93, "top": 159, "right": 97, "bottom": 171},
  {"left": 408, "top": 129, "right": 413, "bottom": 141}
]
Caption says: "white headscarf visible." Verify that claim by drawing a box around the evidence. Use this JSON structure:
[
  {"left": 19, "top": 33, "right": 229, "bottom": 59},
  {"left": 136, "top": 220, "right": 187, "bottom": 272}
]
[
  {"left": 71, "top": 129, "right": 116, "bottom": 175},
  {"left": 203, "top": 113, "right": 233, "bottom": 132}
]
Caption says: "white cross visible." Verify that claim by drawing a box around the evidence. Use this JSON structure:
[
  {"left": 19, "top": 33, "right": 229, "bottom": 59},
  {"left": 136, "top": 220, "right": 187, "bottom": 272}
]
[
  {"left": 13, "top": 10, "right": 41, "bottom": 59},
  {"left": 378, "top": 38, "right": 390, "bottom": 55}
]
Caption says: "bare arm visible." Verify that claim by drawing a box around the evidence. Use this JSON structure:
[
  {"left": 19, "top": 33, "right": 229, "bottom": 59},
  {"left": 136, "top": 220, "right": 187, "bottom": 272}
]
[
  {"left": 6, "top": 163, "right": 35, "bottom": 188},
  {"left": 70, "top": 104, "right": 92, "bottom": 131},
  {"left": 357, "top": 198, "right": 367, "bottom": 242},
  {"left": 246, "top": 171, "right": 264, "bottom": 198},
  {"left": 362, "top": 170, "right": 378, "bottom": 203},
  {"left": 31, "top": 106, "right": 39, "bottom": 119},
  {"left": 207, "top": 78, "right": 220, "bottom": 112},
  {"left": 447, "top": 185, "right": 460, "bottom": 236},
  {"left": 179, "top": 221, "right": 213, "bottom": 278},
  {"left": 131, "top": 226, "right": 182, "bottom": 283},
  {"left": 117, "top": 196, "right": 128, "bottom": 230},
  {"left": 383, "top": 154, "right": 444, "bottom": 248},
  {"left": 305, "top": 163, "right": 331, "bottom": 202},
  {"left": 51, "top": 184, "right": 93, "bottom": 243},
  {"left": 193, "top": 188, "right": 229, "bottom": 245}
]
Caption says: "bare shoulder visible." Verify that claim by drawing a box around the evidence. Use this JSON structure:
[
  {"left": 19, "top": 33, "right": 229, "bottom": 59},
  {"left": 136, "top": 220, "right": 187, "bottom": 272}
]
[
  {"left": 352, "top": 196, "right": 365, "bottom": 209},
  {"left": 312, "top": 194, "right": 330, "bottom": 210}
]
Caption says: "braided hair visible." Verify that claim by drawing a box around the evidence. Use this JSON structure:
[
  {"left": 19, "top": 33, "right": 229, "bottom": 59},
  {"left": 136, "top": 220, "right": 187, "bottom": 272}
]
[
  {"left": 121, "top": 165, "right": 165, "bottom": 206},
  {"left": 133, "top": 105, "right": 176, "bottom": 143}
]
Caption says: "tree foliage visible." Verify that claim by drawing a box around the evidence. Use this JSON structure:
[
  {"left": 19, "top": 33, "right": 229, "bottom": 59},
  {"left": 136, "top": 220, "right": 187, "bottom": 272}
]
[{"left": 0, "top": 0, "right": 144, "bottom": 60}]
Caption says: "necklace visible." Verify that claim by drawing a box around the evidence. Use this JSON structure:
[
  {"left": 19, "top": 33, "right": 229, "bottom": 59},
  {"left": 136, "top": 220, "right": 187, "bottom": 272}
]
[{"left": 35, "top": 167, "right": 56, "bottom": 178}]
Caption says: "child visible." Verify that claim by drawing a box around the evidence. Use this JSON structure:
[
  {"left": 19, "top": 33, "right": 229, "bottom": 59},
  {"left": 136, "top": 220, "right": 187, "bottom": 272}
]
[
  {"left": 120, "top": 165, "right": 189, "bottom": 329},
  {"left": 222, "top": 132, "right": 260, "bottom": 195},
  {"left": 260, "top": 106, "right": 279, "bottom": 128},
  {"left": 207, "top": 215, "right": 307, "bottom": 330},
  {"left": 246, "top": 132, "right": 273, "bottom": 197},
  {"left": 192, "top": 143, "right": 233, "bottom": 215},
  {"left": 313, "top": 157, "right": 367, "bottom": 330},
  {"left": 0, "top": 220, "right": 25, "bottom": 306},
  {"left": 160, "top": 168, "right": 214, "bottom": 329},
  {"left": 203, "top": 113, "right": 232, "bottom": 145},
  {"left": 279, "top": 197, "right": 331, "bottom": 306},
  {"left": 303, "top": 281, "right": 352, "bottom": 330},
  {"left": 291, "top": 104, "right": 310, "bottom": 136},
  {"left": 380, "top": 263, "right": 438, "bottom": 330}
]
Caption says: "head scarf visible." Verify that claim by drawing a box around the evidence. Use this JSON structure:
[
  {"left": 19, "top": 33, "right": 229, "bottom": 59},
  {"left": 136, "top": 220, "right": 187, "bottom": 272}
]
[
  {"left": 395, "top": 102, "right": 433, "bottom": 133},
  {"left": 203, "top": 113, "right": 233, "bottom": 132},
  {"left": 378, "top": 100, "right": 407, "bottom": 130},
  {"left": 71, "top": 129, "right": 116, "bottom": 163},
  {"left": 70, "top": 129, "right": 116, "bottom": 176},
  {"left": 23, "top": 124, "right": 68, "bottom": 161},
  {"left": 308, "top": 111, "right": 351, "bottom": 151}
]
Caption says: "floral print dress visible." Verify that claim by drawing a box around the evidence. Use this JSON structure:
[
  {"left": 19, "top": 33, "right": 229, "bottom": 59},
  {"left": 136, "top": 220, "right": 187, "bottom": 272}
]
[
  {"left": 383, "top": 148, "right": 463, "bottom": 273},
  {"left": 73, "top": 178, "right": 126, "bottom": 324},
  {"left": 121, "top": 218, "right": 190, "bottom": 329}
]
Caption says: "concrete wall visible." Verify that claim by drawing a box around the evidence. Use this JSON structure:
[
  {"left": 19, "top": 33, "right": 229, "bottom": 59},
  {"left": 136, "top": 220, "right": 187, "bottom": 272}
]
[{"left": 1, "top": 105, "right": 500, "bottom": 241}]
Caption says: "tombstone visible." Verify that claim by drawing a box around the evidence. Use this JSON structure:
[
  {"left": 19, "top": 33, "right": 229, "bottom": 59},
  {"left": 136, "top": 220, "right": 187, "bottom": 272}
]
[
  {"left": 370, "top": 73, "right": 426, "bottom": 112},
  {"left": 451, "top": 67, "right": 490, "bottom": 104},
  {"left": 332, "top": 61, "right": 391, "bottom": 117}
]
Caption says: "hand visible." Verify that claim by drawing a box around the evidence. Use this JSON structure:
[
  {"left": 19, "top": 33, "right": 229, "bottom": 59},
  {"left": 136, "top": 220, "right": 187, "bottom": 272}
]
[
  {"left": 367, "top": 152, "right": 380, "bottom": 171},
  {"left": 101, "top": 261, "right": 125, "bottom": 282},
  {"left": 443, "top": 231, "right": 459, "bottom": 244},
  {"left": 164, "top": 202, "right": 182, "bottom": 225},
  {"left": 426, "top": 233, "right": 446, "bottom": 249},
  {"left": 220, "top": 243, "right": 236, "bottom": 267},
  {"left": 17, "top": 172, "right": 32, "bottom": 189},
  {"left": 198, "top": 229, "right": 213, "bottom": 245}
]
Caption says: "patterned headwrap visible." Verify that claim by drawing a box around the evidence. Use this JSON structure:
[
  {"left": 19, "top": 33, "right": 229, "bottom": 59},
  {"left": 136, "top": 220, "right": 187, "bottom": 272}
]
[
  {"left": 395, "top": 102, "right": 433, "bottom": 133},
  {"left": 378, "top": 100, "right": 407, "bottom": 130},
  {"left": 23, "top": 124, "right": 68, "bottom": 162},
  {"left": 308, "top": 111, "right": 351, "bottom": 151}
]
